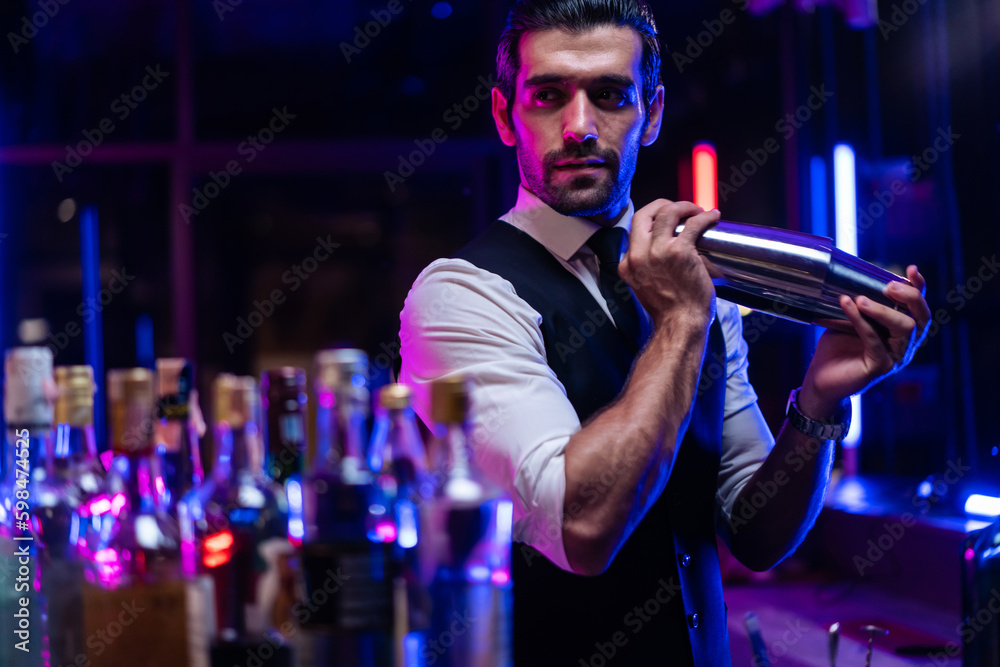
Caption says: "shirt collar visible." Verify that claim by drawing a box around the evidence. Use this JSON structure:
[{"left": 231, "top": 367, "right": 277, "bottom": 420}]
[{"left": 499, "top": 185, "right": 634, "bottom": 262}]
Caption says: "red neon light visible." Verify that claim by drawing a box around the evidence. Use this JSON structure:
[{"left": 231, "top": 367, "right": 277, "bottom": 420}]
[
  {"left": 203, "top": 551, "right": 231, "bottom": 568},
  {"left": 692, "top": 143, "right": 718, "bottom": 212},
  {"left": 203, "top": 530, "right": 234, "bottom": 553}
]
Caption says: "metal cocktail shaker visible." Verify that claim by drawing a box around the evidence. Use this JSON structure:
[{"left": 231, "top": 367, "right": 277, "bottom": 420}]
[{"left": 676, "top": 220, "right": 910, "bottom": 325}]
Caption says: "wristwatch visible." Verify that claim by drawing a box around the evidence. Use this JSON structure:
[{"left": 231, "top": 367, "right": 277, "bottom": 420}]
[{"left": 785, "top": 387, "right": 852, "bottom": 443}]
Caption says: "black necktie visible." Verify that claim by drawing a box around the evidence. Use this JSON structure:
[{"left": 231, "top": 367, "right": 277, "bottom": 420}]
[{"left": 586, "top": 226, "right": 645, "bottom": 353}]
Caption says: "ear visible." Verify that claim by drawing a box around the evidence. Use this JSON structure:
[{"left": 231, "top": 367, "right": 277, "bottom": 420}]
[
  {"left": 640, "top": 84, "right": 665, "bottom": 146},
  {"left": 492, "top": 87, "right": 517, "bottom": 147}
]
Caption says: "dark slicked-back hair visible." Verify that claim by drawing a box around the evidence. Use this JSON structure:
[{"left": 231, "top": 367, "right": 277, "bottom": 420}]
[{"left": 497, "top": 0, "right": 662, "bottom": 124}]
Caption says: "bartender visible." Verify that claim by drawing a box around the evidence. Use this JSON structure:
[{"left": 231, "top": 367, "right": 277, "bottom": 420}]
[{"left": 399, "top": 0, "right": 931, "bottom": 664}]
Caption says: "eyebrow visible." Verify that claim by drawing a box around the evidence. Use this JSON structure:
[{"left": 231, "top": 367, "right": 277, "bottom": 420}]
[{"left": 523, "top": 73, "right": 637, "bottom": 90}]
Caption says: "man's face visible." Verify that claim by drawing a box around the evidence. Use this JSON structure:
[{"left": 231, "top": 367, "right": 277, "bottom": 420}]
[{"left": 493, "top": 25, "right": 662, "bottom": 219}]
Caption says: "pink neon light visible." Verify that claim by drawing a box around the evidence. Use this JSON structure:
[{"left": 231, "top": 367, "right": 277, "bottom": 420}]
[
  {"left": 154, "top": 476, "right": 166, "bottom": 497},
  {"left": 965, "top": 548, "right": 976, "bottom": 561},
  {"left": 110, "top": 493, "right": 127, "bottom": 517},
  {"left": 692, "top": 142, "right": 718, "bottom": 212},
  {"left": 374, "top": 521, "right": 397, "bottom": 543},
  {"left": 491, "top": 570, "right": 510, "bottom": 586},
  {"left": 319, "top": 391, "right": 334, "bottom": 409},
  {"left": 88, "top": 497, "right": 112, "bottom": 516},
  {"left": 95, "top": 548, "right": 118, "bottom": 564}
]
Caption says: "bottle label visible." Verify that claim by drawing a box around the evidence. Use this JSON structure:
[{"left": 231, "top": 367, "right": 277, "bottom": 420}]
[
  {"left": 82, "top": 579, "right": 202, "bottom": 667},
  {"left": 300, "top": 542, "right": 394, "bottom": 632}
]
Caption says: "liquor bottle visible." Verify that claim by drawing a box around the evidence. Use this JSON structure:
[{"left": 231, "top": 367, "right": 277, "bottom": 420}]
[
  {"left": 155, "top": 357, "right": 205, "bottom": 514},
  {"left": 0, "top": 346, "right": 55, "bottom": 667},
  {"left": 962, "top": 516, "right": 1000, "bottom": 666},
  {"left": 82, "top": 368, "right": 200, "bottom": 667},
  {"left": 369, "top": 383, "right": 433, "bottom": 663},
  {"left": 420, "top": 376, "right": 513, "bottom": 667},
  {"left": 261, "top": 367, "right": 308, "bottom": 543},
  {"left": 179, "top": 374, "right": 292, "bottom": 667},
  {"left": 42, "top": 365, "right": 104, "bottom": 667},
  {"left": 301, "top": 349, "right": 395, "bottom": 666}
]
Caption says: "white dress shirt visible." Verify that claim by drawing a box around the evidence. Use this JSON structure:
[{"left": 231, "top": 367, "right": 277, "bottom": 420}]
[{"left": 399, "top": 185, "right": 776, "bottom": 574}]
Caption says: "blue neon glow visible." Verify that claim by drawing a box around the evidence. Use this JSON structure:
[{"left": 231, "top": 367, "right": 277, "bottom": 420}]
[
  {"left": 833, "top": 145, "right": 862, "bottom": 449},
  {"left": 431, "top": 2, "right": 452, "bottom": 19},
  {"left": 135, "top": 313, "right": 154, "bottom": 369},
  {"left": 80, "top": 206, "right": 106, "bottom": 450},
  {"left": 810, "top": 156, "right": 828, "bottom": 239},
  {"left": 965, "top": 494, "right": 1000, "bottom": 518},
  {"left": 917, "top": 480, "right": 933, "bottom": 498},
  {"left": 833, "top": 145, "right": 858, "bottom": 256}
]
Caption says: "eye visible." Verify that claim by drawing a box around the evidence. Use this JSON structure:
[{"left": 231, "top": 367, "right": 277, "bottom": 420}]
[
  {"left": 533, "top": 88, "right": 562, "bottom": 103},
  {"left": 595, "top": 88, "right": 628, "bottom": 107}
]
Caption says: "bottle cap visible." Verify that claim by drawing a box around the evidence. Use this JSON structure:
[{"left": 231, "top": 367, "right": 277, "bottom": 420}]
[
  {"left": 3, "top": 346, "right": 55, "bottom": 427},
  {"left": 431, "top": 376, "right": 469, "bottom": 424},
  {"left": 214, "top": 374, "right": 259, "bottom": 428},
  {"left": 107, "top": 368, "right": 156, "bottom": 454},
  {"left": 314, "top": 348, "right": 368, "bottom": 392},
  {"left": 378, "top": 383, "right": 413, "bottom": 410},
  {"left": 262, "top": 366, "right": 306, "bottom": 397},
  {"left": 54, "top": 365, "right": 96, "bottom": 427}
]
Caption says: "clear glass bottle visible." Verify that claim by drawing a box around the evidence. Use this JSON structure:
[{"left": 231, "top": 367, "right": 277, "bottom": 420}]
[
  {"left": 82, "top": 368, "right": 196, "bottom": 666},
  {"left": 302, "top": 349, "right": 395, "bottom": 667},
  {"left": 369, "top": 383, "right": 433, "bottom": 664},
  {"left": 42, "top": 365, "right": 104, "bottom": 667},
  {"left": 419, "top": 376, "right": 513, "bottom": 667},
  {"left": 155, "top": 357, "right": 205, "bottom": 515},
  {"left": 179, "top": 374, "right": 292, "bottom": 666},
  {"left": 0, "top": 346, "right": 55, "bottom": 667},
  {"left": 261, "top": 367, "right": 308, "bottom": 543}
]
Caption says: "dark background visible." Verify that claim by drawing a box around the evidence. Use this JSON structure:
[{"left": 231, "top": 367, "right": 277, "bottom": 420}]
[{"left": 0, "top": 0, "right": 997, "bottom": 501}]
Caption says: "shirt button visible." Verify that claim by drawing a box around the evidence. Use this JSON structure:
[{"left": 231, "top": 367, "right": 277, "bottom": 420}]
[
  {"left": 688, "top": 613, "right": 700, "bottom": 629},
  {"left": 678, "top": 552, "right": 692, "bottom": 568}
]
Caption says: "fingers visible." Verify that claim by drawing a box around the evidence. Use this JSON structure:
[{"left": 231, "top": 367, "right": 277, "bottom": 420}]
[
  {"left": 674, "top": 208, "right": 721, "bottom": 247},
  {"left": 629, "top": 199, "right": 709, "bottom": 258},
  {"left": 840, "top": 295, "right": 893, "bottom": 372}
]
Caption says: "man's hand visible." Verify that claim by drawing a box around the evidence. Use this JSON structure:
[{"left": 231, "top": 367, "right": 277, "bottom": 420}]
[
  {"left": 798, "top": 265, "right": 932, "bottom": 418},
  {"left": 619, "top": 199, "right": 720, "bottom": 332}
]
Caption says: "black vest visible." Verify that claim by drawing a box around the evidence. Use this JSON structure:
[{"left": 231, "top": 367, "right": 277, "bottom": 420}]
[{"left": 455, "top": 221, "right": 731, "bottom": 666}]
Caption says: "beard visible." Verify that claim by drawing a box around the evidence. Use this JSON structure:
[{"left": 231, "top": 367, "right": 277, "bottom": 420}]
[{"left": 516, "top": 135, "right": 639, "bottom": 218}]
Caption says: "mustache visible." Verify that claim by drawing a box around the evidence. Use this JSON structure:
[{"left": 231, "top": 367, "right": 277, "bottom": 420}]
[{"left": 543, "top": 144, "right": 618, "bottom": 169}]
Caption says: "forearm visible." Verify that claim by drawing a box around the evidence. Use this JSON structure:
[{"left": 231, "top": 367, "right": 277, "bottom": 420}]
[
  {"left": 562, "top": 313, "right": 709, "bottom": 575},
  {"left": 727, "top": 408, "right": 836, "bottom": 572}
]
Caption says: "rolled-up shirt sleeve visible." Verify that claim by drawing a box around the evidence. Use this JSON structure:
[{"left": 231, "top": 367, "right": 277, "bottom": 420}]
[
  {"left": 714, "top": 300, "right": 776, "bottom": 546},
  {"left": 399, "top": 258, "right": 580, "bottom": 572}
]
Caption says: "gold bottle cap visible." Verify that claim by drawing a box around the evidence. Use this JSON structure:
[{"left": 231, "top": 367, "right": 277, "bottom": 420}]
[
  {"left": 54, "top": 365, "right": 96, "bottom": 427},
  {"left": 214, "top": 374, "right": 259, "bottom": 427},
  {"left": 3, "top": 346, "right": 55, "bottom": 426},
  {"left": 155, "top": 357, "right": 192, "bottom": 397},
  {"left": 378, "top": 383, "right": 413, "bottom": 410},
  {"left": 314, "top": 348, "right": 368, "bottom": 391},
  {"left": 431, "top": 376, "right": 469, "bottom": 424},
  {"left": 107, "top": 368, "right": 156, "bottom": 454}
]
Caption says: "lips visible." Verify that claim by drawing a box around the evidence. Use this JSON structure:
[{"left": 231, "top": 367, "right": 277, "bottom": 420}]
[{"left": 554, "top": 160, "right": 605, "bottom": 168}]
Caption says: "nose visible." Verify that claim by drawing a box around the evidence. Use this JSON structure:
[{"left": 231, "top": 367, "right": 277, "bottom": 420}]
[{"left": 562, "top": 91, "right": 597, "bottom": 144}]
